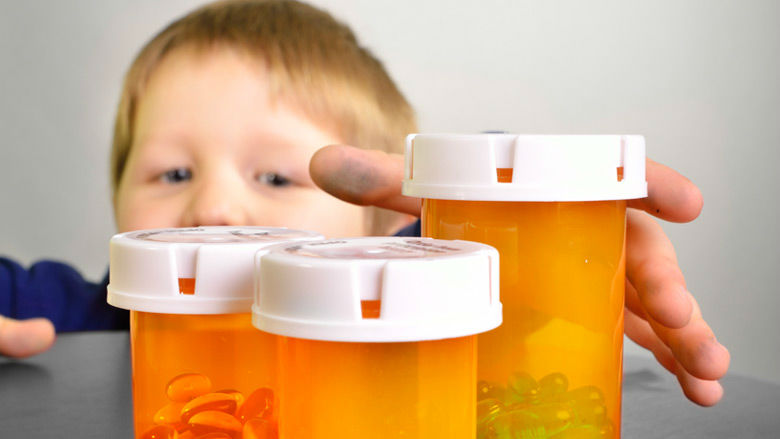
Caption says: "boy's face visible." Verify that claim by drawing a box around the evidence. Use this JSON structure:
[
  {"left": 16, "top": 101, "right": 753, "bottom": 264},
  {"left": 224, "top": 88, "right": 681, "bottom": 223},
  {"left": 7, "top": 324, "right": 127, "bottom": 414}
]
[{"left": 114, "top": 46, "right": 366, "bottom": 236}]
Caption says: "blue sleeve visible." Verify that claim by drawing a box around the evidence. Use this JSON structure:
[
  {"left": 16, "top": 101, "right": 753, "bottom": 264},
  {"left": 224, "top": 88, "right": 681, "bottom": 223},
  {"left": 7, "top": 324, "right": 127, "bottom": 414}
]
[
  {"left": 0, "top": 257, "right": 128, "bottom": 332},
  {"left": 393, "top": 219, "right": 421, "bottom": 237}
]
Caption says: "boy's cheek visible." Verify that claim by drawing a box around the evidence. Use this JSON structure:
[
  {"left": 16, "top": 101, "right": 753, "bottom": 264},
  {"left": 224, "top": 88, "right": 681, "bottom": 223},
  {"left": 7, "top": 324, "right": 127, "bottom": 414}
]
[
  {"left": 114, "top": 194, "right": 181, "bottom": 233},
  {"left": 255, "top": 196, "right": 366, "bottom": 238}
]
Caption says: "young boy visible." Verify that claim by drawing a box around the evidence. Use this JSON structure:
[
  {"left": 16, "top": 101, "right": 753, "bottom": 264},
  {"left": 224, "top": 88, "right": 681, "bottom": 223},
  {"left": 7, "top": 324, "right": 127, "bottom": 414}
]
[{"left": 0, "top": 0, "right": 727, "bottom": 406}]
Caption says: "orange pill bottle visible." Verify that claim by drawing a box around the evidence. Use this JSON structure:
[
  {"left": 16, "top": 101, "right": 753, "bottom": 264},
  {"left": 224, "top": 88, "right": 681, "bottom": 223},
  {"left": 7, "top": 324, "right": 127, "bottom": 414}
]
[
  {"left": 107, "top": 226, "right": 322, "bottom": 439},
  {"left": 253, "top": 237, "right": 502, "bottom": 439},
  {"left": 404, "top": 134, "right": 647, "bottom": 439}
]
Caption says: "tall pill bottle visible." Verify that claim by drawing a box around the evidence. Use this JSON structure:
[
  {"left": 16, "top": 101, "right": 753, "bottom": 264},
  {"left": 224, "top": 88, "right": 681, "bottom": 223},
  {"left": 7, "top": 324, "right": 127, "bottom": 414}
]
[
  {"left": 253, "top": 237, "right": 502, "bottom": 439},
  {"left": 403, "top": 134, "right": 647, "bottom": 438},
  {"left": 107, "top": 226, "right": 322, "bottom": 439}
]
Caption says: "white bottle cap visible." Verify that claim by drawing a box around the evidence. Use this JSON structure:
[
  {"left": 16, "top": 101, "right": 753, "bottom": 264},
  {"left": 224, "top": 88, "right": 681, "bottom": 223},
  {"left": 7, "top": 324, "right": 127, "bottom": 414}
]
[
  {"left": 252, "top": 237, "right": 502, "bottom": 342},
  {"left": 107, "top": 226, "right": 323, "bottom": 314},
  {"left": 403, "top": 134, "right": 647, "bottom": 201}
]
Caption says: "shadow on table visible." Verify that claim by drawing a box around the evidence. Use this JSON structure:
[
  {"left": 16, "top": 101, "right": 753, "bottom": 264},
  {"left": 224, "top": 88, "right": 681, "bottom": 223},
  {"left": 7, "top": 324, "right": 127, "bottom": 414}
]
[
  {"left": 0, "top": 360, "right": 53, "bottom": 390},
  {"left": 624, "top": 368, "right": 669, "bottom": 392}
]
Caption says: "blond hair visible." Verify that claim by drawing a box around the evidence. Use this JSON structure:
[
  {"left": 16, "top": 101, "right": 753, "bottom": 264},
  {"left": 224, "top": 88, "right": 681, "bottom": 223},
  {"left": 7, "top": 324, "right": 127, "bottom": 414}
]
[{"left": 111, "top": 0, "right": 416, "bottom": 233}]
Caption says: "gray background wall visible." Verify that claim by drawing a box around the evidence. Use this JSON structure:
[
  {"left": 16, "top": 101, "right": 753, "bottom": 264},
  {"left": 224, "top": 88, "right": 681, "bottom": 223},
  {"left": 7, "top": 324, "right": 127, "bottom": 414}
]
[{"left": 1, "top": 1, "right": 778, "bottom": 384}]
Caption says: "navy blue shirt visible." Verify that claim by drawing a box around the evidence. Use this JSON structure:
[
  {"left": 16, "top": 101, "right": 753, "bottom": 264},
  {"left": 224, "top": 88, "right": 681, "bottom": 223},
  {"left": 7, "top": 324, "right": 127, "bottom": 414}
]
[
  {"left": 0, "top": 221, "right": 422, "bottom": 332},
  {"left": 0, "top": 258, "right": 128, "bottom": 331}
]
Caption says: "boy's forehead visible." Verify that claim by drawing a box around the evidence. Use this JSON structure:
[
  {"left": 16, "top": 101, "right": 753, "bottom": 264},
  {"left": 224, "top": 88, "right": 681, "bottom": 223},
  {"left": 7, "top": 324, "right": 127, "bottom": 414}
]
[
  {"left": 134, "top": 45, "right": 341, "bottom": 146},
  {"left": 142, "top": 45, "right": 271, "bottom": 110}
]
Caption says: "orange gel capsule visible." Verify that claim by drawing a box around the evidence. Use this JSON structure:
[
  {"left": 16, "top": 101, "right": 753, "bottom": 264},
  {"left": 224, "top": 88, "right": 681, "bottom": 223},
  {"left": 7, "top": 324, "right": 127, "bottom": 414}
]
[
  {"left": 154, "top": 402, "right": 185, "bottom": 426},
  {"left": 181, "top": 393, "right": 238, "bottom": 423},
  {"left": 188, "top": 410, "right": 242, "bottom": 437},
  {"left": 141, "top": 425, "right": 178, "bottom": 439},
  {"left": 167, "top": 373, "right": 212, "bottom": 402},
  {"left": 235, "top": 388, "right": 273, "bottom": 423},
  {"left": 242, "top": 418, "right": 277, "bottom": 439},
  {"left": 216, "top": 389, "right": 245, "bottom": 408},
  {"left": 192, "top": 433, "right": 232, "bottom": 439}
]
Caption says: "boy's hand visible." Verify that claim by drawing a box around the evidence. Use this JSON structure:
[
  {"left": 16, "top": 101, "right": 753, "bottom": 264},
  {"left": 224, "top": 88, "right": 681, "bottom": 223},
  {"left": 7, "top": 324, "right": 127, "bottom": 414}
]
[
  {"left": 0, "top": 315, "right": 56, "bottom": 358},
  {"left": 310, "top": 145, "right": 730, "bottom": 406}
]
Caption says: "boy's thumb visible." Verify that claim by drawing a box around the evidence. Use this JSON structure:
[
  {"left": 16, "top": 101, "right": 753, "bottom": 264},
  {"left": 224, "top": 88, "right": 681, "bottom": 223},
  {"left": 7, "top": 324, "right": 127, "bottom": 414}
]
[{"left": 0, "top": 315, "right": 56, "bottom": 358}]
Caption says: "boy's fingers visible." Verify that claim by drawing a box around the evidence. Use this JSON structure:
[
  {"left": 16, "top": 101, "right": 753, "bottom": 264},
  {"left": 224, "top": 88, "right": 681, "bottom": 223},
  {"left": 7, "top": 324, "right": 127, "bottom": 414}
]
[
  {"left": 310, "top": 151, "right": 703, "bottom": 223},
  {"left": 648, "top": 292, "right": 731, "bottom": 382},
  {"left": 628, "top": 158, "right": 703, "bottom": 223},
  {"left": 675, "top": 362, "right": 725, "bottom": 407},
  {"left": 310, "top": 144, "right": 421, "bottom": 216},
  {"left": 626, "top": 210, "right": 693, "bottom": 329},
  {"left": 625, "top": 279, "right": 647, "bottom": 320},
  {"left": 625, "top": 309, "right": 725, "bottom": 406},
  {"left": 0, "top": 315, "right": 56, "bottom": 358},
  {"left": 625, "top": 308, "right": 677, "bottom": 374}
]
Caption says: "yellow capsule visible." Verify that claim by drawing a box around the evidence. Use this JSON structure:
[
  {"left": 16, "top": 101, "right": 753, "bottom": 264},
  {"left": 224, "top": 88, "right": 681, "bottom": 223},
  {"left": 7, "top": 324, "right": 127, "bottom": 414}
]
[
  {"left": 181, "top": 393, "right": 238, "bottom": 423},
  {"left": 188, "top": 410, "right": 242, "bottom": 437},
  {"left": 141, "top": 425, "right": 178, "bottom": 439},
  {"left": 243, "top": 418, "right": 277, "bottom": 439},
  {"left": 154, "top": 402, "right": 186, "bottom": 426},
  {"left": 216, "top": 389, "right": 245, "bottom": 408},
  {"left": 167, "top": 373, "right": 212, "bottom": 402}
]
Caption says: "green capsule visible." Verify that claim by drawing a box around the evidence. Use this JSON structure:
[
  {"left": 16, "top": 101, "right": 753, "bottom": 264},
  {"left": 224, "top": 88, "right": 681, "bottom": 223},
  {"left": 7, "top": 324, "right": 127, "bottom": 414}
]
[
  {"left": 507, "top": 372, "right": 539, "bottom": 404},
  {"left": 491, "top": 407, "right": 550, "bottom": 439},
  {"left": 549, "top": 425, "right": 601, "bottom": 439},
  {"left": 478, "top": 380, "right": 508, "bottom": 402},
  {"left": 526, "top": 403, "right": 573, "bottom": 429},
  {"left": 538, "top": 373, "right": 569, "bottom": 399},
  {"left": 478, "top": 398, "right": 505, "bottom": 427},
  {"left": 598, "top": 420, "right": 614, "bottom": 438},
  {"left": 567, "top": 399, "right": 607, "bottom": 425},
  {"left": 562, "top": 386, "right": 604, "bottom": 404},
  {"left": 518, "top": 426, "right": 548, "bottom": 439}
]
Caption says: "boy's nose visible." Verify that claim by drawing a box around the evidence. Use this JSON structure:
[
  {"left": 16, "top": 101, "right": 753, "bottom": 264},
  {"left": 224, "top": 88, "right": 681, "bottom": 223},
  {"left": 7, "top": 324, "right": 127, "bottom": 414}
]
[{"left": 182, "top": 182, "right": 249, "bottom": 227}]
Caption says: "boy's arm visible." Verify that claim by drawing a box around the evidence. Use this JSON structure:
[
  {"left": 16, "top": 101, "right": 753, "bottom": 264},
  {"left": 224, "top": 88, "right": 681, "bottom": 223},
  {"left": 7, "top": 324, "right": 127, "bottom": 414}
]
[
  {"left": 309, "top": 145, "right": 730, "bottom": 407},
  {"left": 0, "top": 258, "right": 128, "bottom": 358}
]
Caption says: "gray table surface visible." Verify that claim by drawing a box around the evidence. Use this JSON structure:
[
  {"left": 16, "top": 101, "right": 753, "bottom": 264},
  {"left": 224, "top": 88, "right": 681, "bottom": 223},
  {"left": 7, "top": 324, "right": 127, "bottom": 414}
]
[{"left": 0, "top": 331, "right": 778, "bottom": 438}]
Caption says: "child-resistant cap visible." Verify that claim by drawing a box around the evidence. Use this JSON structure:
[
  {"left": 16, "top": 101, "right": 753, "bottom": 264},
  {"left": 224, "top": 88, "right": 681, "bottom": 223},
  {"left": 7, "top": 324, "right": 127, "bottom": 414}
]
[
  {"left": 252, "top": 237, "right": 502, "bottom": 342},
  {"left": 107, "top": 226, "right": 323, "bottom": 314},
  {"left": 403, "top": 134, "right": 647, "bottom": 201}
]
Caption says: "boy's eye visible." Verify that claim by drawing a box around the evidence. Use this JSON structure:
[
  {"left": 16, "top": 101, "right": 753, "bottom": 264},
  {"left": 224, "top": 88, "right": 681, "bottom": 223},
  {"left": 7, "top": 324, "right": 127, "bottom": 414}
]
[
  {"left": 256, "top": 172, "right": 292, "bottom": 188},
  {"left": 160, "top": 168, "right": 193, "bottom": 184}
]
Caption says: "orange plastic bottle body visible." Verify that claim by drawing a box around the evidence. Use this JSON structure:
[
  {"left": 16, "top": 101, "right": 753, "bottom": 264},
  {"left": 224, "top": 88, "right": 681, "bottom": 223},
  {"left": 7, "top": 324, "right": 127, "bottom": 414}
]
[
  {"left": 423, "top": 199, "right": 625, "bottom": 439},
  {"left": 130, "top": 312, "right": 278, "bottom": 438},
  {"left": 278, "top": 335, "right": 477, "bottom": 439}
]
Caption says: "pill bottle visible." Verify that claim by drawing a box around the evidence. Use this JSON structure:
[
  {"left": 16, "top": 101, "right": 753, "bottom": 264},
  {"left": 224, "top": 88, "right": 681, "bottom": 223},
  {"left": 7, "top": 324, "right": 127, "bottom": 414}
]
[
  {"left": 403, "top": 134, "right": 647, "bottom": 438},
  {"left": 252, "top": 237, "right": 502, "bottom": 439},
  {"left": 107, "top": 226, "right": 323, "bottom": 439}
]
